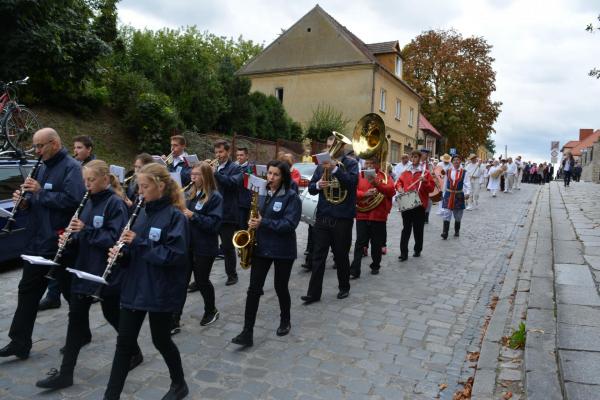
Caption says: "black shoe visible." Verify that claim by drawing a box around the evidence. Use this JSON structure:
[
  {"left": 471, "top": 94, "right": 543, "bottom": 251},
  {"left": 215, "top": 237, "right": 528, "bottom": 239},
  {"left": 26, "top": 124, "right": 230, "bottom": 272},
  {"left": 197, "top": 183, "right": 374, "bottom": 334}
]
[
  {"left": 60, "top": 336, "right": 91, "bottom": 354},
  {"left": 454, "top": 221, "right": 461, "bottom": 237},
  {"left": 370, "top": 268, "right": 380, "bottom": 275},
  {"left": 0, "top": 342, "right": 29, "bottom": 359},
  {"left": 129, "top": 351, "right": 143, "bottom": 371},
  {"left": 301, "top": 295, "right": 320, "bottom": 304},
  {"left": 349, "top": 273, "right": 360, "bottom": 280},
  {"left": 332, "top": 264, "right": 337, "bottom": 270},
  {"left": 38, "top": 297, "right": 61, "bottom": 311},
  {"left": 337, "top": 290, "right": 349, "bottom": 299},
  {"left": 36, "top": 368, "right": 73, "bottom": 389},
  {"left": 200, "top": 309, "right": 220, "bottom": 326},
  {"left": 441, "top": 220, "right": 450, "bottom": 240},
  {"left": 413, "top": 252, "right": 421, "bottom": 257},
  {"left": 398, "top": 255, "right": 408, "bottom": 262},
  {"left": 187, "top": 281, "right": 199, "bottom": 293},
  {"left": 276, "top": 320, "right": 291, "bottom": 337},
  {"left": 225, "top": 276, "right": 238, "bottom": 286},
  {"left": 424, "top": 212, "right": 429, "bottom": 224},
  {"left": 231, "top": 329, "right": 253, "bottom": 347},
  {"left": 170, "top": 317, "right": 181, "bottom": 336},
  {"left": 161, "top": 380, "right": 189, "bottom": 400},
  {"left": 300, "top": 263, "right": 312, "bottom": 271}
]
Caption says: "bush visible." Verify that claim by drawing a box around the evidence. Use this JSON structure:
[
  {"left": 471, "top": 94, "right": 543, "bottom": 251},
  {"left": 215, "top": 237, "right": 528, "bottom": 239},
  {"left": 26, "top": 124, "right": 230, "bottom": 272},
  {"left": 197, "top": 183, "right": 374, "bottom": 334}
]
[
  {"left": 306, "top": 103, "right": 351, "bottom": 141},
  {"left": 123, "top": 91, "right": 180, "bottom": 154}
]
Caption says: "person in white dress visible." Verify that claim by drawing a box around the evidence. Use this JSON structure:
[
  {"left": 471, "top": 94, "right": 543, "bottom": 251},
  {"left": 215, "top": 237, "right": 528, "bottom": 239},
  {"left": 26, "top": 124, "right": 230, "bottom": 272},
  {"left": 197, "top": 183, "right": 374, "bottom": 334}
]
[
  {"left": 465, "top": 154, "right": 483, "bottom": 210},
  {"left": 505, "top": 157, "right": 518, "bottom": 193},
  {"left": 515, "top": 156, "right": 523, "bottom": 190},
  {"left": 487, "top": 160, "right": 501, "bottom": 197}
]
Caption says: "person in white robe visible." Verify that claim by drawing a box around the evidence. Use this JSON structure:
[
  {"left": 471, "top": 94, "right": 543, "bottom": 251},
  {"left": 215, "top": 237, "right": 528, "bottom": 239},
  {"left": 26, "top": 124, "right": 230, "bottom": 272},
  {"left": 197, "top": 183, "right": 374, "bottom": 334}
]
[
  {"left": 465, "top": 154, "right": 483, "bottom": 210},
  {"left": 487, "top": 160, "right": 502, "bottom": 197}
]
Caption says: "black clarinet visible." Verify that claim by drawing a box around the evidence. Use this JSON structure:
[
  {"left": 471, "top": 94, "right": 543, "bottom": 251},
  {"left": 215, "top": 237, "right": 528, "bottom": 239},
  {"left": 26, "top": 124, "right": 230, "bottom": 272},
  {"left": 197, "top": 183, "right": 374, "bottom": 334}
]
[
  {"left": 45, "top": 190, "right": 91, "bottom": 280},
  {"left": 2, "top": 155, "right": 43, "bottom": 233},
  {"left": 91, "top": 195, "right": 144, "bottom": 301}
]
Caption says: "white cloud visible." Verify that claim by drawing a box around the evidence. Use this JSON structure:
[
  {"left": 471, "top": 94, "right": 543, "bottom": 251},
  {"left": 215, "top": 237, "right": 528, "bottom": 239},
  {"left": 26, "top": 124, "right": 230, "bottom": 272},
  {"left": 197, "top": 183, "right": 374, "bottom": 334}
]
[{"left": 117, "top": 0, "right": 600, "bottom": 163}]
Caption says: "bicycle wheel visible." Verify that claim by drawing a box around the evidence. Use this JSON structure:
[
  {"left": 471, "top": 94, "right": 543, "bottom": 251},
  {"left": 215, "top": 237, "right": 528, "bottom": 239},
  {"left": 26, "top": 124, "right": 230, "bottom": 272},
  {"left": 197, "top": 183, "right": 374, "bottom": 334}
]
[{"left": 3, "top": 107, "right": 40, "bottom": 153}]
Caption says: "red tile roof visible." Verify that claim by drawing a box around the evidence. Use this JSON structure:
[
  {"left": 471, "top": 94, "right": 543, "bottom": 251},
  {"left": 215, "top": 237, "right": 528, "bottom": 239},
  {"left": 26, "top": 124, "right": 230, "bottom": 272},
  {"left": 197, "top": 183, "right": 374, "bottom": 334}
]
[
  {"left": 418, "top": 114, "right": 442, "bottom": 138},
  {"left": 569, "top": 130, "right": 600, "bottom": 156}
]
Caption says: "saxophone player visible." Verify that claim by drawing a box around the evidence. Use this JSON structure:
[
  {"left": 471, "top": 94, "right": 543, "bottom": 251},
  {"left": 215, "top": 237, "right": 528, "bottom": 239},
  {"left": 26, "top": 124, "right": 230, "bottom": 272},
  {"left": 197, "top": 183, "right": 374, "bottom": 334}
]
[
  {"left": 232, "top": 160, "right": 301, "bottom": 347},
  {"left": 349, "top": 157, "right": 395, "bottom": 279}
]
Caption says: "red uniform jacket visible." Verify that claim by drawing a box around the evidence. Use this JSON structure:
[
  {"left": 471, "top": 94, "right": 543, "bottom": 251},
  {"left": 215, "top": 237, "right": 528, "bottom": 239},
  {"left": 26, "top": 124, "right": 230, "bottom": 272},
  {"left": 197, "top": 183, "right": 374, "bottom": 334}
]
[
  {"left": 291, "top": 168, "right": 301, "bottom": 185},
  {"left": 356, "top": 170, "right": 396, "bottom": 221},
  {"left": 395, "top": 166, "right": 435, "bottom": 207}
]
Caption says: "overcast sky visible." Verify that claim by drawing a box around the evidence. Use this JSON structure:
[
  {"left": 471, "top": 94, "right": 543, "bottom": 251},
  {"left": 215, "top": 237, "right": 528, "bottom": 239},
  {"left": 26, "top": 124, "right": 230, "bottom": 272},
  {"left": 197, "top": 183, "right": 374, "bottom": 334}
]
[{"left": 118, "top": 0, "right": 600, "bottom": 163}]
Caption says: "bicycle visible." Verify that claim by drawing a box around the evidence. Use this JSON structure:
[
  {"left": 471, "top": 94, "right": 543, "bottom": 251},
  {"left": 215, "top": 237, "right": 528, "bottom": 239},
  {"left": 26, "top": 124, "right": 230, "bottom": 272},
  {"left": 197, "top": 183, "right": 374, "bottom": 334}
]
[{"left": 0, "top": 77, "right": 40, "bottom": 157}]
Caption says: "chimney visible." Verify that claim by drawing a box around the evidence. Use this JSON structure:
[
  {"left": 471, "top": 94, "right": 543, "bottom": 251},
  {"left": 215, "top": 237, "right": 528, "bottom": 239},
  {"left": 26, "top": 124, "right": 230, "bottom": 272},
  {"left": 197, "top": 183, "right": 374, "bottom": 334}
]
[{"left": 579, "top": 128, "right": 594, "bottom": 141}]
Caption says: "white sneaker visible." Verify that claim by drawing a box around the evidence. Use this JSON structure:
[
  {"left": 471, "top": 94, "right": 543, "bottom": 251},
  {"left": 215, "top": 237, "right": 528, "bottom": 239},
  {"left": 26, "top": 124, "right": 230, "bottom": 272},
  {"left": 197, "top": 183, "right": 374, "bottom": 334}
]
[{"left": 466, "top": 206, "right": 473, "bottom": 211}]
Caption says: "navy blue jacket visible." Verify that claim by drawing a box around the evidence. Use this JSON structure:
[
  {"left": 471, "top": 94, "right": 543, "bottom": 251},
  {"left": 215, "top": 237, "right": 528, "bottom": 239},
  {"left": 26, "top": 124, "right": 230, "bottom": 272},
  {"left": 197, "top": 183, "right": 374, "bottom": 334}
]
[
  {"left": 168, "top": 159, "right": 191, "bottom": 188},
  {"left": 187, "top": 191, "right": 223, "bottom": 257},
  {"left": 71, "top": 189, "right": 128, "bottom": 296},
  {"left": 24, "top": 148, "right": 86, "bottom": 256},
  {"left": 237, "top": 162, "right": 255, "bottom": 210},
  {"left": 255, "top": 187, "right": 301, "bottom": 260},
  {"left": 214, "top": 160, "right": 243, "bottom": 224},
  {"left": 308, "top": 154, "right": 358, "bottom": 220},
  {"left": 120, "top": 197, "right": 189, "bottom": 313}
]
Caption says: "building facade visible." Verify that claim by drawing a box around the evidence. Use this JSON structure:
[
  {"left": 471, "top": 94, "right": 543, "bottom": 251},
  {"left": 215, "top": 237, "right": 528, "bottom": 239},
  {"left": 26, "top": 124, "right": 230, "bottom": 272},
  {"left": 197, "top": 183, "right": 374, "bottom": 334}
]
[{"left": 237, "top": 5, "right": 422, "bottom": 164}]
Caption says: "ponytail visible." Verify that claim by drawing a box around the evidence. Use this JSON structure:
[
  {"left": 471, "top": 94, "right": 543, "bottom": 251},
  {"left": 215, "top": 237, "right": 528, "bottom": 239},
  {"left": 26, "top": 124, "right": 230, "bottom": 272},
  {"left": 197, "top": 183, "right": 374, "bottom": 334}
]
[
  {"left": 109, "top": 174, "right": 125, "bottom": 199},
  {"left": 138, "top": 163, "right": 186, "bottom": 211}
]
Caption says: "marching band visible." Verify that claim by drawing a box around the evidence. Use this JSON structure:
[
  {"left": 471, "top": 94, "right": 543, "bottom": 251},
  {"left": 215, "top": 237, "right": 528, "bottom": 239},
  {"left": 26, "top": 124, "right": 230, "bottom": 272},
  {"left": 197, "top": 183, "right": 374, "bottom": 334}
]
[{"left": 0, "top": 123, "right": 529, "bottom": 399}]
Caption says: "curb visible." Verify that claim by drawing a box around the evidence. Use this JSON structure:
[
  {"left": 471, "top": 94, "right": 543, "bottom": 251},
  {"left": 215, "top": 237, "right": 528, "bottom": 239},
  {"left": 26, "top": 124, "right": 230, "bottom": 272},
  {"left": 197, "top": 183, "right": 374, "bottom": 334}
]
[{"left": 471, "top": 186, "right": 542, "bottom": 399}]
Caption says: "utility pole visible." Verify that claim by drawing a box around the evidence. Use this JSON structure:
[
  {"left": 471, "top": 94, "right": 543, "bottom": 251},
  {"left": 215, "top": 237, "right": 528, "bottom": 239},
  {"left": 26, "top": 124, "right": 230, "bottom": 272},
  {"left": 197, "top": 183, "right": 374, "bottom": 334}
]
[{"left": 505, "top": 145, "right": 508, "bottom": 159}]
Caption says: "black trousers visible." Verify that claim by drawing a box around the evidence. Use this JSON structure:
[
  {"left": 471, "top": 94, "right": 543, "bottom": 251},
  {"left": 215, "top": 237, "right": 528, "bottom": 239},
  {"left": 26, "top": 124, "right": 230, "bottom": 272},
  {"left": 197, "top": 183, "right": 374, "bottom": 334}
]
[
  {"left": 306, "top": 217, "right": 353, "bottom": 299},
  {"left": 243, "top": 256, "right": 293, "bottom": 330},
  {"left": 60, "top": 293, "right": 138, "bottom": 376},
  {"left": 564, "top": 170, "right": 572, "bottom": 186},
  {"left": 8, "top": 260, "right": 84, "bottom": 350},
  {"left": 104, "top": 309, "right": 184, "bottom": 400},
  {"left": 219, "top": 223, "right": 238, "bottom": 278},
  {"left": 183, "top": 254, "right": 216, "bottom": 313},
  {"left": 350, "top": 220, "right": 386, "bottom": 275},
  {"left": 239, "top": 207, "right": 250, "bottom": 231},
  {"left": 400, "top": 206, "right": 426, "bottom": 257}
]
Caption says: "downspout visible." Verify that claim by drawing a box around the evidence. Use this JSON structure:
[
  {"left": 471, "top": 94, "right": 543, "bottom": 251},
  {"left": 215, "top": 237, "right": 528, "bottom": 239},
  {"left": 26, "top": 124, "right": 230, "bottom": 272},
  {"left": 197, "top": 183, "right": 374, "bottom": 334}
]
[{"left": 370, "top": 65, "right": 376, "bottom": 113}]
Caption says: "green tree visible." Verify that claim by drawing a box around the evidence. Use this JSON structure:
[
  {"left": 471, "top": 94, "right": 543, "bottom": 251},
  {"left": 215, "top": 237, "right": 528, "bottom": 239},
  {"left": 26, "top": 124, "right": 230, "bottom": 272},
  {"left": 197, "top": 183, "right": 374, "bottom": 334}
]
[
  {"left": 306, "top": 103, "right": 351, "bottom": 142},
  {"left": 402, "top": 29, "right": 502, "bottom": 156},
  {"left": 0, "top": 0, "right": 114, "bottom": 105}
]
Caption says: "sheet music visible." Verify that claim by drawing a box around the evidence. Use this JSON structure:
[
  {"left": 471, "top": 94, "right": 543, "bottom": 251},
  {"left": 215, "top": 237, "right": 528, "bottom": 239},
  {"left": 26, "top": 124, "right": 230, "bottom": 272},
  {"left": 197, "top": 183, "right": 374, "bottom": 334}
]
[
  {"left": 21, "top": 255, "right": 58, "bottom": 266},
  {"left": 66, "top": 268, "right": 108, "bottom": 284},
  {"left": 183, "top": 154, "right": 200, "bottom": 167},
  {"left": 169, "top": 172, "right": 182, "bottom": 187},
  {"left": 314, "top": 152, "right": 332, "bottom": 165},
  {"left": 109, "top": 165, "right": 126, "bottom": 183},
  {"left": 248, "top": 174, "right": 268, "bottom": 196},
  {"left": 152, "top": 155, "right": 167, "bottom": 166},
  {"left": 0, "top": 208, "right": 14, "bottom": 219},
  {"left": 255, "top": 164, "right": 267, "bottom": 177}
]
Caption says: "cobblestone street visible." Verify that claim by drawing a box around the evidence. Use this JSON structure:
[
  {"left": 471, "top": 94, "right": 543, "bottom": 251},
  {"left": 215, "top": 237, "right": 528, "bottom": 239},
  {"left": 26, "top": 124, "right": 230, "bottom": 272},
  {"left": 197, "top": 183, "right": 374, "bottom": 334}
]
[{"left": 0, "top": 184, "right": 538, "bottom": 400}]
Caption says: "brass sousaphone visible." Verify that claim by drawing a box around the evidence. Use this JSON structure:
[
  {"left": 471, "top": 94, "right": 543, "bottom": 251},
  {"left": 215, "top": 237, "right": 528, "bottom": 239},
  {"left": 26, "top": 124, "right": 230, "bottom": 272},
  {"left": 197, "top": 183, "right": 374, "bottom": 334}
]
[{"left": 352, "top": 113, "right": 389, "bottom": 212}]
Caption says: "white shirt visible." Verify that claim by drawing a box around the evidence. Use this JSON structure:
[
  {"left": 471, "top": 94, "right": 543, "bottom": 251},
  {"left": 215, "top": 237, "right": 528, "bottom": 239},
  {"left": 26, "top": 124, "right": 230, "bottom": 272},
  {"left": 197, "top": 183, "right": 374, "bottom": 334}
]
[
  {"left": 393, "top": 161, "right": 410, "bottom": 181},
  {"left": 447, "top": 167, "right": 471, "bottom": 196},
  {"left": 465, "top": 162, "right": 483, "bottom": 179},
  {"left": 506, "top": 162, "right": 517, "bottom": 175}
]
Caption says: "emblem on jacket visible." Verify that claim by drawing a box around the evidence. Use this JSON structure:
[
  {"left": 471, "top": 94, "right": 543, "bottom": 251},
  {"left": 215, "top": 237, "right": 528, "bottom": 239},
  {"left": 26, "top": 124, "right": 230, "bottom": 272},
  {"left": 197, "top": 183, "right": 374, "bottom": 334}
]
[
  {"left": 149, "top": 227, "right": 162, "bottom": 242},
  {"left": 93, "top": 215, "right": 104, "bottom": 228}
]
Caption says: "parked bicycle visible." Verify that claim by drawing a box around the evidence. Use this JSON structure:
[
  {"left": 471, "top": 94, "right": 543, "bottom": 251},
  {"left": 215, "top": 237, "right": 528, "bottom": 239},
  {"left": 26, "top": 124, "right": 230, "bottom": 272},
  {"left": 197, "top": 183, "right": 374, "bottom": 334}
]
[{"left": 0, "top": 77, "right": 40, "bottom": 156}]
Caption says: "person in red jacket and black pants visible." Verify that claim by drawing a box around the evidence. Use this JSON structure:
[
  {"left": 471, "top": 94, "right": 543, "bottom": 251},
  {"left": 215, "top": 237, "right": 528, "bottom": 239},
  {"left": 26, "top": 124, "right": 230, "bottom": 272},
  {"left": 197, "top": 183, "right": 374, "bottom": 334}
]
[
  {"left": 395, "top": 150, "right": 435, "bottom": 262},
  {"left": 350, "top": 157, "right": 395, "bottom": 278}
]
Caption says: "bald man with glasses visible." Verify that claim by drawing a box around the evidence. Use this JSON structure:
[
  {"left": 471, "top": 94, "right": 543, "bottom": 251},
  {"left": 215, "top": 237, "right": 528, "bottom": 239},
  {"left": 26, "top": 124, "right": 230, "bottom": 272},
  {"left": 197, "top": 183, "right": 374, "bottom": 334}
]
[{"left": 0, "top": 128, "right": 87, "bottom": 360}]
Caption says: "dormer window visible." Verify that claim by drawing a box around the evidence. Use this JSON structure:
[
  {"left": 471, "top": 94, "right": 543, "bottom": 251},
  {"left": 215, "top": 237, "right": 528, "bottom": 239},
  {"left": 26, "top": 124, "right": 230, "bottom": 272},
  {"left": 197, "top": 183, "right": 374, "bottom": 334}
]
[{"left": 395, "top": 56, "right": 402, "bottom": 78}]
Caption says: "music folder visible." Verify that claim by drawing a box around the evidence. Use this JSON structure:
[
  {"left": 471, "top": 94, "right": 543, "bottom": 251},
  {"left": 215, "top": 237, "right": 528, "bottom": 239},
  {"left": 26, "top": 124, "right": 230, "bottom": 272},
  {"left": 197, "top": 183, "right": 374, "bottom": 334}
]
[
  {"left": 21, "top": 255, "right": 58, "bottom": 266},
  {"left": 66, "top": 268, "right": 108, "bottom": 285},
  {"left": 0, "top": 208, "right": 14, "bottom": 219},
  {"left": 109, "top": 165, "right": 126, "bottom": 183}
]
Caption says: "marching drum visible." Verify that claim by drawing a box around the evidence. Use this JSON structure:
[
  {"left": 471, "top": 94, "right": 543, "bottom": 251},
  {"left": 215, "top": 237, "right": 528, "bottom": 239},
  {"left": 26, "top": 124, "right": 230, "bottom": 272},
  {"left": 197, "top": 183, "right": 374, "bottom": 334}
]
[
  {"left": 300, "top": 187, "right": 319, "bottom": 226},
  {"left": 396, "top": 190, "right": 422, "bottom": 212}
]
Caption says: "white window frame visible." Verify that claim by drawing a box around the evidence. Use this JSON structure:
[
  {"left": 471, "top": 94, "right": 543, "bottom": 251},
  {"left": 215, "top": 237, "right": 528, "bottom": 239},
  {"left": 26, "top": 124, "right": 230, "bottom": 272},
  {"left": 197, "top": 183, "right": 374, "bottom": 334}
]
[
  {"left": 395, "top": 56, "right": 402, "bottom": 78},
  {"left": 379, "top": 88, "right": 386, "bottom": 112},
  {"left": 395, "top": 99, "right": 401, "bottom": 120},
  {"left": 408, "top": 107, "right": 414, "bottom": 127}
]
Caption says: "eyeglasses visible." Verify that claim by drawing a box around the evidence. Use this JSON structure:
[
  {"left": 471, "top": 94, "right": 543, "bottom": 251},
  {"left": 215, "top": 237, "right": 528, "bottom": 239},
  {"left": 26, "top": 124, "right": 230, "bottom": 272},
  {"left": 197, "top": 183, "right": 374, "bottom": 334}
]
[{"left": 32, "top": 140, "right": 53, "bottom": 150}]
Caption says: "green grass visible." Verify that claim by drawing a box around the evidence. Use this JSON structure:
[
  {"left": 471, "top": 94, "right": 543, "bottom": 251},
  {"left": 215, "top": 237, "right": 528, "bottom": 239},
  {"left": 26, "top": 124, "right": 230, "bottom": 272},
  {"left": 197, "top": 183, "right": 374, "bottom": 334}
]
[{"left": 509, "top": 322, "right": 526, "bottom": 349}]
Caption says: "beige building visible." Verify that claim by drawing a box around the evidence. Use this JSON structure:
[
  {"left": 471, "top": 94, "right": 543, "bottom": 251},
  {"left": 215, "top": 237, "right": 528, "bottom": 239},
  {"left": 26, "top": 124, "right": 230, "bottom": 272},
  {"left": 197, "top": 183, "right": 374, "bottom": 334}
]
[{"left": 237, "top": 5, "right": 422, "bottom": 163}]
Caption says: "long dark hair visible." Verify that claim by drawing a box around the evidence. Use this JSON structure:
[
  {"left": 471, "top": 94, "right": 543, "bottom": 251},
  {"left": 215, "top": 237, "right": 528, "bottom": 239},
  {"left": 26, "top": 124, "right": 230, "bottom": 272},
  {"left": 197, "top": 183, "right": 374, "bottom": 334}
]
[{"left": 266, "top": 160, "right": 291, "bottom": 192}]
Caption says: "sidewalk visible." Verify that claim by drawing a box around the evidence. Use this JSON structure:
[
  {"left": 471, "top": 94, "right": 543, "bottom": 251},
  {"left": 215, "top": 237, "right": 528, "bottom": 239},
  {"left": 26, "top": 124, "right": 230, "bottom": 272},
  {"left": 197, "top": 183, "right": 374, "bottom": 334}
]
[{"left": 472, "top": 181, "right": 600, "bottom": 400}]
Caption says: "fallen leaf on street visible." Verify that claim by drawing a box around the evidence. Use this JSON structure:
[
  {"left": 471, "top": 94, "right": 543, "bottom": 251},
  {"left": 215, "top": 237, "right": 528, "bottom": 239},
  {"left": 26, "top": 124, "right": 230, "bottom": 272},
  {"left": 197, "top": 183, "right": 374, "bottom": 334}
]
[
  {"left": 503, "top": 391, "right": 513, "bottom": 399},
  {"left": 439, "top": 383, "right": 448, "bottom": 390}
]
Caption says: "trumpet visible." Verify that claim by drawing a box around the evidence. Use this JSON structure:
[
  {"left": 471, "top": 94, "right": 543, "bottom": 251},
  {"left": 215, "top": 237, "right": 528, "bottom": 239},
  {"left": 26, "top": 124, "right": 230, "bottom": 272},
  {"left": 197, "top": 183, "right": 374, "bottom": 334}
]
[
  {"left": 91, "top": 196, "right": 144, "bottom": 301},
  {"left": 164, "top": 151, "right": 175, "bottom": 167},
  {"left": 205, "top": 158, "right": 219, "bottom": 168},
  {"left": 46, "top": 191, "right": 90, "bottom": 280},
  {"left": 123, "top": 174, "right": 135, "bottom": 185}
]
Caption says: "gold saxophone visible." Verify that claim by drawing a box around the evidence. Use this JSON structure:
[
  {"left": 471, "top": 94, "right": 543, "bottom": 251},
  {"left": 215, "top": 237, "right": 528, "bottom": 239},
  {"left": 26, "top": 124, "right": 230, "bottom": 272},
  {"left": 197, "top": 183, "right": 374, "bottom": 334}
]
[{"left": 232, "top": 189, "right": 259, "bottom": 269}]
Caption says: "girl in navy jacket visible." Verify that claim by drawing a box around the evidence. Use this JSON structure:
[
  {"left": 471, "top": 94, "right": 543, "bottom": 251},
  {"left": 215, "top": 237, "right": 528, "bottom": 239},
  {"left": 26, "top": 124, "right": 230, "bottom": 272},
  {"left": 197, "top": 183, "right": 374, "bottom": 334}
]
[
  {"left": 104, "top": 163, "right": 189, "bottom": 400},
  {"left": 232, "top": 160, "right": 301, "bottom": 347},
  {"left": 177, "top": 161, "right": 223, "bottom": 328},
  {"left": 35, "top": 160, "right": 142, "bottom": 390}
]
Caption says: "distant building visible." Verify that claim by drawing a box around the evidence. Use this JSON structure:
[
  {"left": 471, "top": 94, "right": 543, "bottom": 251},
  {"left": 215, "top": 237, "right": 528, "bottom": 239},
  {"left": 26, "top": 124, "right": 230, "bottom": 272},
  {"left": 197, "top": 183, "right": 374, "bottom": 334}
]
[
  {"left": 560, "top": 129, "right": 600, "bottom": 160},
  {"left": 237, "top": 5, "right": 422, "bottom": 163},
  {"left": 417, "top": 114, "right": 442, "bottom": 156}
]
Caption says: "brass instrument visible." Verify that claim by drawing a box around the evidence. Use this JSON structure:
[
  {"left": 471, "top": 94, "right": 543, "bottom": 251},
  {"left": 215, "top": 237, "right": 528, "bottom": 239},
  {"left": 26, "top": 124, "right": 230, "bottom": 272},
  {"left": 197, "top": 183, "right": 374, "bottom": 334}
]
[
  {"left": 322, "top": 131, "right": 352, "bottom": 205},
  {"left": 2, "top": 155, "right": 43, "bottom": 233},
  {"left": 123, "top": 174, "right": 135, "bottom": 185},
  {"left": 181, "top": 181, "right": 194, "bottom": 193},
  {"left": 165, "top": 151, "right": 175, "bottom": 167},
  {"left": 232, "top": 189, "right": 258, "bottom": 269},
  {"left": 352, "top": 113, "right": 389, "bottom": 212},
  {"left": 46, "top": 191, "right": 90, "bottom": 280},
  {"left": 206, "top": 158, "right": 219, "bottom": 168}
]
